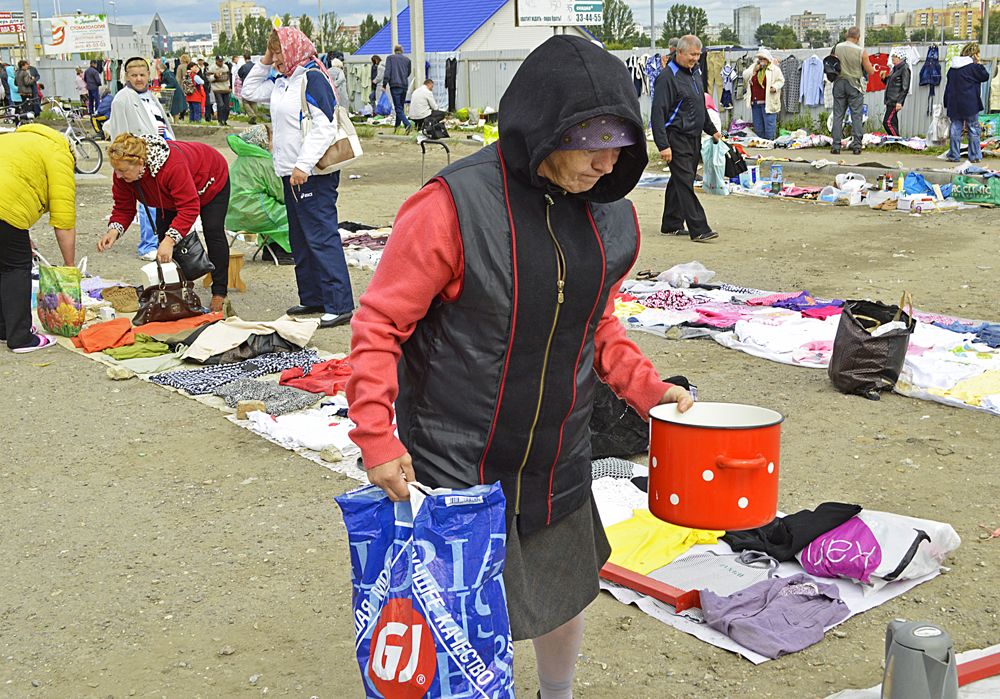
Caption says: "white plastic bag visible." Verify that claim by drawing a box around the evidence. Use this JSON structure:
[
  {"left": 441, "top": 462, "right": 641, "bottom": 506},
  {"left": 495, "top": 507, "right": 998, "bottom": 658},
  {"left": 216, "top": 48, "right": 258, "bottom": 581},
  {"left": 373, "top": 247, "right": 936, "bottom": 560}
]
[
  {"left": 656, "top": 261, "right": 716, "bottom": 288},
  {"left": 700, "top": 138, "right": 729, "bottom": 196},
  {"left": 835, "top": 173, "right": 867, "bottom": 192},
  {"left": 797, "top": 510, "right": 960, "bottom": 594}
]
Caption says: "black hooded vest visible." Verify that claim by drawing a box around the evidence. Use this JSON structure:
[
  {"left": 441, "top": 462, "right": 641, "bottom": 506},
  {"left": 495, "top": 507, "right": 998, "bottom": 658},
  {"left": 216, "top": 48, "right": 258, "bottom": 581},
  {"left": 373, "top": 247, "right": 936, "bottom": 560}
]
[{"left": 395, "top": 144, "right": 639, "bottom": 535}]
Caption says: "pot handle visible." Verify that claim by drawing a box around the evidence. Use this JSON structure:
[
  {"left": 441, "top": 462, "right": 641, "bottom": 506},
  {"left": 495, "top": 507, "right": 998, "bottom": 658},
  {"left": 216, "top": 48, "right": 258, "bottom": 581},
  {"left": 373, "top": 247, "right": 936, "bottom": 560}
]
[{"left": 716, "top": 455, "right": 768, "bottom": 470}]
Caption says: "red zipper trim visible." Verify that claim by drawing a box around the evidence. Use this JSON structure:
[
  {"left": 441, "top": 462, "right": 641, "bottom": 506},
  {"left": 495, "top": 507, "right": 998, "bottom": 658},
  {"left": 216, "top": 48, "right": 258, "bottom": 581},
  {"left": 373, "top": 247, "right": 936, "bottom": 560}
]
[
  {"left": 545, "top": 201, "right": 607, "bottom": 524},
  {"left": 476, "top": 144, "right": 518, "bottom": 484}
]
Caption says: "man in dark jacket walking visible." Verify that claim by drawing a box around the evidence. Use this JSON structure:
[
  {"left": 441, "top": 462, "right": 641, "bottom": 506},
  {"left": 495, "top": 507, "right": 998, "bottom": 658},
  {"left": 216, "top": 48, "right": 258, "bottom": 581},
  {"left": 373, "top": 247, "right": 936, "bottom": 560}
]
[
  {"left": 880, "top": 48, "right": 910, "bottom": 137},
  {"left": 651, "top": 35, "right": 723, "bottom": 242},
  {"left": 382, "top": 44, "right": 412, "bottom": 132},
  {"left": 944, "top": 43, "right": 990, "bottom": 162},
  {"left": 84, "top": 60, "right": 102, "bottom": 114},
  {"left": 14, "top": 60, "right": 39, "bottom": 115}
]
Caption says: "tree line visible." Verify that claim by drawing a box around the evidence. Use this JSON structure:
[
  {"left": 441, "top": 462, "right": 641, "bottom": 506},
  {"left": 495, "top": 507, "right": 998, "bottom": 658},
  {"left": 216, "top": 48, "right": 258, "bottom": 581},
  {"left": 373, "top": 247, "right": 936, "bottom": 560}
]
[{"left": 209, "top": 11, "right": 388, "bottom": 58}]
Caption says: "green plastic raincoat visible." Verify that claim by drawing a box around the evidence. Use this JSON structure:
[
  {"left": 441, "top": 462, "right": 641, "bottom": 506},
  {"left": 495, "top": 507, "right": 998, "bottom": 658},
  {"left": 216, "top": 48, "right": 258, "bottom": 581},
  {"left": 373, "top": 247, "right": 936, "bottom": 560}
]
[{"left": 224, "top": 133, "right": 290, "bottom": 251}]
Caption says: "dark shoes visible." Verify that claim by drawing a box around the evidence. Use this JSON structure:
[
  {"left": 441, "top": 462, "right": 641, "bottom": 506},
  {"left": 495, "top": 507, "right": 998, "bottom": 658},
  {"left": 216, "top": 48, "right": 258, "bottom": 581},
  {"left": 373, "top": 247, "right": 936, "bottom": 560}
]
[
  {"left": 287, "top": 305, "right": 325, "bottom": 315},
  {"left": 830, "top": 148, "right": 841, "bottom": 155},
  {"left": 690, "top": 230, "right": 719, "bottom": 243},
  {"left": 851, "top": 145, "right": 862, "bottom": 155},
  {"left": 319, "top": 311, "right": 353, "bottom": 328},
  {"left": 661, "top": 228, "right": 687, "bottom": 236}
]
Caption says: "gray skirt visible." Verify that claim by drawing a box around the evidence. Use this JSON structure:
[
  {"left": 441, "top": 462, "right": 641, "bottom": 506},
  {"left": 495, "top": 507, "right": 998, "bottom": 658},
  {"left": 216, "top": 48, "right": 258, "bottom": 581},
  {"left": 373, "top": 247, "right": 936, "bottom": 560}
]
[{"left": 503, "top": 495, "right": 611, "bottom": 641}]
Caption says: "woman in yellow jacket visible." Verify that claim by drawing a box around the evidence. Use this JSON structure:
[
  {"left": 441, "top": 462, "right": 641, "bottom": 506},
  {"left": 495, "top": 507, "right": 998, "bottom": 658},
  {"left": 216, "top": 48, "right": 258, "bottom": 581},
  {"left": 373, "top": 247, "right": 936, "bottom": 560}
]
[{"left": 0, "top": 124, "right": 77, "bottom": 352}]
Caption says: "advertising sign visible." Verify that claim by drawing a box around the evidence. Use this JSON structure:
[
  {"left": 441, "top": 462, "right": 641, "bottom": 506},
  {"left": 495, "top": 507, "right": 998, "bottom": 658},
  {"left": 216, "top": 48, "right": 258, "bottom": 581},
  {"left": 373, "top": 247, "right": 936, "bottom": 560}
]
[
  {"left": 0, "top": 10, "right": 37, "bottom": 35},
  {"left": 44, "top": 14, "right": 111, "bottom": 54},
  {"left": 516, "top": 0, "right": 604, "bottom": 27}
]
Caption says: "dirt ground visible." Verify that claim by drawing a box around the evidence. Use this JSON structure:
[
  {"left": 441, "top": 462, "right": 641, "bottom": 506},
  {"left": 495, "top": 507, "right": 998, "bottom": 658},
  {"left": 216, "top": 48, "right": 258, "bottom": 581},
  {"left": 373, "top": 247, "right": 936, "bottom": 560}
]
[{"left": 2, "top": 132, "right": 999, "bottom": 699}]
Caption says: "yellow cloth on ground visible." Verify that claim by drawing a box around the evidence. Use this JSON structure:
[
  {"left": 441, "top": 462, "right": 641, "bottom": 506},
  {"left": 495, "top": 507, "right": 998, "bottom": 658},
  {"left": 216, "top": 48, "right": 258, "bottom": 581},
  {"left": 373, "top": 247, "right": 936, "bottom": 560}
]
[
  {"left": 614, "top": 298, "right": 647, "bottom": 319},
  {"left": 605, "top": 510, "right": 724, "bottom": 574},
  {"left": 943, "top": 370, "right": 1000, "bottom": 406}
]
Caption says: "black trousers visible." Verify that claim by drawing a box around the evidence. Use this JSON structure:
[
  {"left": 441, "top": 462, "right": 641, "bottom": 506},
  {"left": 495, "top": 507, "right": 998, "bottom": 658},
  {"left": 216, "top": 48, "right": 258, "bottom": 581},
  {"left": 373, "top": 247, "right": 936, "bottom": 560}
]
[
  {"left": 215, "top": 92, "right": 231, "bottom": 124},
  {"left": 882, "top": 104, "right": 901, "bottom": 137},
  {"left": 0, "top": 219, "right": 34, "bottom": 349},
  {"left": 156, "top": 180, "right": 231, "bottom": 298},
  {"left": 661, "top": 132, "right": 711, "bottom": 236}
]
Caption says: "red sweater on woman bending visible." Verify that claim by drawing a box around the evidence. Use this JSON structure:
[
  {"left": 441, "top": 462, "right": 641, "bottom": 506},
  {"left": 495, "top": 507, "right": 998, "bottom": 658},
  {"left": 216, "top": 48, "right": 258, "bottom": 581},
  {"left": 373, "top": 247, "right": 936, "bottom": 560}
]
[{"left": 109, "top": 140, "right": 228, "bottom": 239}]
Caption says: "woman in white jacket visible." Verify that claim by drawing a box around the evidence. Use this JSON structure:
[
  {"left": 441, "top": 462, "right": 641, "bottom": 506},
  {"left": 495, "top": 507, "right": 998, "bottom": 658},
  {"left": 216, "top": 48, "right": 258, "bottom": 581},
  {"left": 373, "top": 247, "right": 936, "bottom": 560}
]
[
  {"left": 742, "top": 48, "right": 784, "bottom": 141},
  {"left": 241, "top": 27, "right": 354, "bottom": 329}
]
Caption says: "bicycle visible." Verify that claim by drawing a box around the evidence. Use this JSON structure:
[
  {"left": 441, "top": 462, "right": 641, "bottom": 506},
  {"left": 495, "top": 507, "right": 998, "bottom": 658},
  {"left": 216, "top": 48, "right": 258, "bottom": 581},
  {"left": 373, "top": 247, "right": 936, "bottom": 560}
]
[
  {"left": 44, "top": 97, "right": 104, "bottom": 175},
  {"left": 0, "top": 103, "right": 35, "bottom": 129}
]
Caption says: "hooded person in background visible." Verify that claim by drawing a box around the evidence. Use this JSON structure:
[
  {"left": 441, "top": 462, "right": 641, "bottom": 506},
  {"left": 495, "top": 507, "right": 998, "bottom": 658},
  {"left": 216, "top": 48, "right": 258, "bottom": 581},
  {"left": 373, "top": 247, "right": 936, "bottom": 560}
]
[
  {"left": 880, "top": 47, "right": 911, "bottom": 138},
  {"left": 944, "top": 43, "right": 990, "bottom": 163},
  {"left": 742, "top": 48, "right": 784, "bottom": 141},
  {"left": 347, "top": 35, "right": 693, "bottom": 699},
  {"left": 225, "top": 125, "right": 292, "bottom": 264}
]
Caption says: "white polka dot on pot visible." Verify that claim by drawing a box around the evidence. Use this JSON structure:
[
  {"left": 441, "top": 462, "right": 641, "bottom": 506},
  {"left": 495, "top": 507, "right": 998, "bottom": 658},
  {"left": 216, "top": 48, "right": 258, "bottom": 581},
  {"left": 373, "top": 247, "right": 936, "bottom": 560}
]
[
  {"left": 767, "top": 462, "right": 775, "bottom": 474},
  {"left": 651, "top": 456, "right": 658, "bottom": 469},
  {"left": 669, "top": 493, "right": 680, "bottom": 505},
  {"left": 702, "top": 469, "right": 714, "bottom": 482},
  {"left": 737, "top": 496, "right": 749, "bottom": 509}
]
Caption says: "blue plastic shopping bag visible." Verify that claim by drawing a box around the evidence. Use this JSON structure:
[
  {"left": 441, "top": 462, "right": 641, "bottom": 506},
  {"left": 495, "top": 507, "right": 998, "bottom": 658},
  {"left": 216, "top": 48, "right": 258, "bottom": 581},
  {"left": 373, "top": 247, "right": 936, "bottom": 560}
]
[
  {"left": 336, "top": 482, "right": 514, "bottom": 699},
  {"left": 376, "top": 91, "right": 392, "bottom": 116},
  {"left": 700, "top": 138, "right": 729, "bottom": 196}
]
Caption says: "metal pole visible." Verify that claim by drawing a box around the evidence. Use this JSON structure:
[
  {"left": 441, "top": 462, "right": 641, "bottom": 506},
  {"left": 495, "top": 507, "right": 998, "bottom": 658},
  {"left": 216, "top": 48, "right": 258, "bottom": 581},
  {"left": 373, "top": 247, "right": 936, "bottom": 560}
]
[
  {"left": 22, "top": 0, "right": 35, "bottom": 62},
  {"left": 390, "top": 0, "right": 398, "bottom": 50},
  {"left": 317, "top": 0, "right": 322, "bottom": 50},
  {"left": 410, "top": 0, "right": 424, "bottom": 83},
  {"left": 650, "top": 0, "right": 655, "bottom": 50},
  {"left": 856, "top": 0, "right": 866, "bottom": 45},
  {"left": 983, "top": 0, "right": 990, "bottom": 45}
]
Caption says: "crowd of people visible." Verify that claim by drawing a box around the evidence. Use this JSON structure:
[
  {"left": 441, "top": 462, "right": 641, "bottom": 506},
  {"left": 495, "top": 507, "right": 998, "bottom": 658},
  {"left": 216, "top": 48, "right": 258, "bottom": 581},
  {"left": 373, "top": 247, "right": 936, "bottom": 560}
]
[{"left": 0, "top": 27, "right": 355, "bottom": 353}]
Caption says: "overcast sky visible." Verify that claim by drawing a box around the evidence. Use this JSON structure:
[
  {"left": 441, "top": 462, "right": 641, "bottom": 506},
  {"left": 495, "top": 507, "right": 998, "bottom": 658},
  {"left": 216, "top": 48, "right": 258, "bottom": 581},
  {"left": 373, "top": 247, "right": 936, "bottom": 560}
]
[{"left": 0, "top": 0, "right": 954, "bottom": 35}]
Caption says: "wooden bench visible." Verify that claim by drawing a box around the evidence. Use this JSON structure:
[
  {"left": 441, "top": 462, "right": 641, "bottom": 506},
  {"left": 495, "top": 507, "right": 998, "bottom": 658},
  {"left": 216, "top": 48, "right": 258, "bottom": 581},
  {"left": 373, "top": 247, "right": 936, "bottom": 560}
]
[{"left": 204, "top": 251, "right": 247, "bottom": 293}]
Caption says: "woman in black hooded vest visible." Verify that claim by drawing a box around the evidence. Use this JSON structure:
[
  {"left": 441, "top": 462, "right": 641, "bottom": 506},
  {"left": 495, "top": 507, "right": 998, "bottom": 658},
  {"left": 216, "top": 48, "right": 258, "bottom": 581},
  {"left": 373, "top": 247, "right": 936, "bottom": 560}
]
[{"left": 347, "top": 36, "right": 693, "bottom": 697}]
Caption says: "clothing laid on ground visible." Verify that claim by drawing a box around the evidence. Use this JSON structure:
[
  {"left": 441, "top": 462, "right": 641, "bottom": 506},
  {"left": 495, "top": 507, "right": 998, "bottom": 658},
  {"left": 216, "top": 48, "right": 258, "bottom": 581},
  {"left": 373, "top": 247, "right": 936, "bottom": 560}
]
[
  {"left": 700, "top": 573, "right": 850, "bottom": 659},
  {"left": 150, "top": 348, "right": 320, "bottom": 394},
  {"left": 213, "top": 377, "right": 320, "bottom": 415},
  {"left": 279, "top": 356, "right": 352, "bottom": 394},
  {"left": 103, "top": 334, "right": 170, "bottom": 359},
  {"left": 721, "top": 502, "right": 862, "bottom": 561},
  {"left": 648, "top": 550, "right": 780, "bottom": 598},
  {"left": 180, "top": 316, "right": 316, "bottom": 362},
  {"left": 605, "top": 509, "right": 724, "bottom": 574},
  {"left": 71, "top": 317, "right": 136, "bottom": 352},
  {"left": 246, "top": 405, "right": 356, "bottom": 452}
]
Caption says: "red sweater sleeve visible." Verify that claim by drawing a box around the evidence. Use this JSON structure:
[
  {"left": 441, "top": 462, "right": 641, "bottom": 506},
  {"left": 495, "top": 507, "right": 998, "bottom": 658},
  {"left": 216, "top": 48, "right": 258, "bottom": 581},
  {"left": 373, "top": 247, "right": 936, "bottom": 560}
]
[
  {"left": 158, "top": 150, "right": 203, "bottom": 238},
  {"left": 593, "top": 242, "right": 672, "bottom": 419},
  {"left": 347, "top": 181, "right": 464, "bottom": 469},
  {"left": 109, "top": 174, "right": 137, "bottom": 233}
]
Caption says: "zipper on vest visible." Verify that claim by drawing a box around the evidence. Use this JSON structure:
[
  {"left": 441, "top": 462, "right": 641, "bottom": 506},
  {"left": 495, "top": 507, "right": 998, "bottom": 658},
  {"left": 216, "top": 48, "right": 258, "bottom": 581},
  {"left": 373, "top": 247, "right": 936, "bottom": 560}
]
[{"left": 513, "top": 194, "right": 567, "bottom": 515}]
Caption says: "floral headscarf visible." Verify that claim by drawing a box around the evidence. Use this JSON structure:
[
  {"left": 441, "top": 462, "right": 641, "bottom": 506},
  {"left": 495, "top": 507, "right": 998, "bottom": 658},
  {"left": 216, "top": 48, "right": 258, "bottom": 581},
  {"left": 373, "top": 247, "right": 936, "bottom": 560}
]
[
  {"left": 275, "top": 27, "right": 331, "bottom": 80},
  {"left": 239, "top": 124, "right": 270, "bottom": 151}
]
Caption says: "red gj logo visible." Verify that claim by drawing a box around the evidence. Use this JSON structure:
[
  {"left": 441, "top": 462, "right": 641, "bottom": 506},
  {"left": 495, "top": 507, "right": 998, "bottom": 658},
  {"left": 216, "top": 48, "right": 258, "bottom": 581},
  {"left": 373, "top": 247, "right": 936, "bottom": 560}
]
[{"left": 368, "top": 598, "right": 437, "bottom": 698}]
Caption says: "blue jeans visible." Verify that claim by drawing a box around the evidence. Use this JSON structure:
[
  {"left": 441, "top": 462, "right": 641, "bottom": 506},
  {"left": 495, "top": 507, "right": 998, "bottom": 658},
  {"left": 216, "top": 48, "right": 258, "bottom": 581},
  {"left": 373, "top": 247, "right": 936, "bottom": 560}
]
[
  {"left": 137, "top": 206, "right": 158, "bottom": 256},
  {"left": 282, "top": 172, "right": 354, "bottom": 315},
  {"left": 87, "top": 88, "right": 99, "bottom": 114},
  {"left": 947, "top": 117, "right": 982, "bottom": 161},
  {"left": 751, "top": 103, "right": 776, "bottom": 141},
  {"left": 189, "top": 102, "right": 203, "bottom": 122},
  {"left": 389, "top": 86, "right": 410, "bottom": 129}
]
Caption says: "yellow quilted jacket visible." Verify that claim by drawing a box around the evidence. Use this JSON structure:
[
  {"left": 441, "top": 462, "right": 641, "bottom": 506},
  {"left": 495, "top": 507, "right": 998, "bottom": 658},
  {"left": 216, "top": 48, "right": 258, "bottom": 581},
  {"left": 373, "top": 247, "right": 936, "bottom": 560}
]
[{"left": 0, "top": 124, "right": 76, "bottom": 231}]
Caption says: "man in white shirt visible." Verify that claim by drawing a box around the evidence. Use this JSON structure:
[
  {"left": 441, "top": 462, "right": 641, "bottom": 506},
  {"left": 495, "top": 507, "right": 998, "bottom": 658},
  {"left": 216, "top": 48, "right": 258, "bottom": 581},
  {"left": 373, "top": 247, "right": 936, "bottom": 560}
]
[
  {"left": 106, "top": 56, "right": 174, "bottom": 260},
  {"left": 407, "top": 79, "right": 438, "bottom": 131}
]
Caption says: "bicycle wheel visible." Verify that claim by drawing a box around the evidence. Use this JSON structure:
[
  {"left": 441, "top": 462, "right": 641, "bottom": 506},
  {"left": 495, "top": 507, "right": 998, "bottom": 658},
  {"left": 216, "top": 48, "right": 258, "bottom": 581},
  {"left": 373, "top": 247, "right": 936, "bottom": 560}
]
[{"left": 73, "top": 137, "right": 103, "bottom": 175}]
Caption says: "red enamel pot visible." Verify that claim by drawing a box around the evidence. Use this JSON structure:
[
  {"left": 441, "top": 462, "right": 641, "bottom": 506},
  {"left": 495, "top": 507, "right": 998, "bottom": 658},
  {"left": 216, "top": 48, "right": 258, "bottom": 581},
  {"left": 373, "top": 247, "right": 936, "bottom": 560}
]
[{"left": 648, "top": 402, "right": 783, "bottom": 531}]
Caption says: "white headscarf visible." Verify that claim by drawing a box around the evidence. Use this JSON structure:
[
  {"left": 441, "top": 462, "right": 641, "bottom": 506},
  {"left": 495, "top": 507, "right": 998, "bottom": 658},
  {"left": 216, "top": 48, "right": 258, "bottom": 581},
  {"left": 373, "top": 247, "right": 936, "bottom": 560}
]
[
  {"left": 755, "top": 48, "right": 775, "bottom": 64},
  {"left": 889, "top": 46, "right": 908, "bottom": 62}
]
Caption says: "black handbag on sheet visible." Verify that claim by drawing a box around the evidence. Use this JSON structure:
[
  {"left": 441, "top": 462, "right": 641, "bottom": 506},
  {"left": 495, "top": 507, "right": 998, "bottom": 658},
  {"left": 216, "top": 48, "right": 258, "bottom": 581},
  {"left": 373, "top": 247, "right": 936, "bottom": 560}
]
[
  {"left": 828, "top": 293, "right": 915, "bottom": 401},
  {"left": 136, "top": 186, "right": 215, "bottom": 280}
]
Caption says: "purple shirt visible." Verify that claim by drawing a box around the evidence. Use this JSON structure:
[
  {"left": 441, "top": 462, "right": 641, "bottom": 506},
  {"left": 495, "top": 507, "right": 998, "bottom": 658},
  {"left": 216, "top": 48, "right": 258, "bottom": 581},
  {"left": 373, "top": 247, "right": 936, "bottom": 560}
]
[{"left": 699, "top": 573, "right": 850, "bottom": 658}]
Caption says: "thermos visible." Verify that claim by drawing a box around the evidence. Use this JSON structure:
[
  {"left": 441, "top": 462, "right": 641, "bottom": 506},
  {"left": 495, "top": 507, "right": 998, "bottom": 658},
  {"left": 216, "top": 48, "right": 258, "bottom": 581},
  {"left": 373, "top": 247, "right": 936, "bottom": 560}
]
[{"left": 881, "top": 619, "right": 958, "bottom": 699}]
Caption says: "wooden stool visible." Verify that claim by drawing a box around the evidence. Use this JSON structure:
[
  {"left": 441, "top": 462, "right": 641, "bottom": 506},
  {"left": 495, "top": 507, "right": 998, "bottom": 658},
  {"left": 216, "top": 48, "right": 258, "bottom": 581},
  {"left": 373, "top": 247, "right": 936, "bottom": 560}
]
[{"left": 204, "top": 251, "right": 247, "bottom": 293}]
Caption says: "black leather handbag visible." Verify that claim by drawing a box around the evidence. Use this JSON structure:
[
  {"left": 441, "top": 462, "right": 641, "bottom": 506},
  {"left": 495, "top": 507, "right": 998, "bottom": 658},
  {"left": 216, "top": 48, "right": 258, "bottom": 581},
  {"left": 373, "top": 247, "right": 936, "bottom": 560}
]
[{"left": 137, "top": 187, "right": 215, "bottom": 281}]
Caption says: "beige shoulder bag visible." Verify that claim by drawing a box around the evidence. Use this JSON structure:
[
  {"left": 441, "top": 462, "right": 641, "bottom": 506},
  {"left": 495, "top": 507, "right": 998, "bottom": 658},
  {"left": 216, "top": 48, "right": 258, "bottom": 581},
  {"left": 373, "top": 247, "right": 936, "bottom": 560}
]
[{"left": 299, "top": 68, "right": 363, "bottom": 173}]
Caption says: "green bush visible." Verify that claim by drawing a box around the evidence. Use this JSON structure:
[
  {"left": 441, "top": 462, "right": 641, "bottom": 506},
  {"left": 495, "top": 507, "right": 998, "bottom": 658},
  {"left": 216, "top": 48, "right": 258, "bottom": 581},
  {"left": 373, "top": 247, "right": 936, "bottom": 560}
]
[{"left": 779, "top": 114, "right": 815, "bottom": 133}]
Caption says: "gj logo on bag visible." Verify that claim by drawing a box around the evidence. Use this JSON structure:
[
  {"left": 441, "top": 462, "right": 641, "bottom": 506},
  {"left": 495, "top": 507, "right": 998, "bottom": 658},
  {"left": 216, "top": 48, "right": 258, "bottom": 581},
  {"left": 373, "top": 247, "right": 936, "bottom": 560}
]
[
  {"left": 337, "top": 482, "right": 515, "bottom": 699},
  {"left": 368, "top": 598, "right": 437, "bottom": 697}
]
